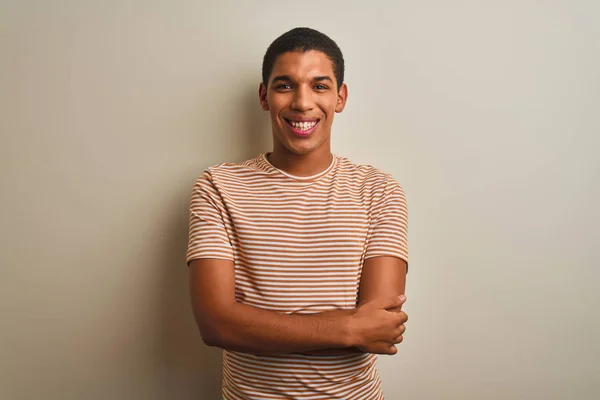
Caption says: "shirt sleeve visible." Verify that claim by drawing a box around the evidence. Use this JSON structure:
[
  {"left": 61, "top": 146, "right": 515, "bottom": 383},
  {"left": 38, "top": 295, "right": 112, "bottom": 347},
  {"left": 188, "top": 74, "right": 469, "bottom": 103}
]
[
  {"left": 364, "top": 178, "right": 409, "bottom": 266},
  {"left": 186, "top": 170, "right": 234, "bottom": 265}
]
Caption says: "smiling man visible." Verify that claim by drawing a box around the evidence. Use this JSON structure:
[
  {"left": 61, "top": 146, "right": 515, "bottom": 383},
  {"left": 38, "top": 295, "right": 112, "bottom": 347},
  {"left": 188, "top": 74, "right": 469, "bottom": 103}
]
[{"left": 187, "top": 28, "right": 409, "bottom": 399}]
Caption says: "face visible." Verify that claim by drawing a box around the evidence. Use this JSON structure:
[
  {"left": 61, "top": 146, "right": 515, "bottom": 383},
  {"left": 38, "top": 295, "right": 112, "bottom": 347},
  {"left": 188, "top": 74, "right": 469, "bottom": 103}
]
[{"left": 259, "top": 51, "right": 348, "bottom": 156}]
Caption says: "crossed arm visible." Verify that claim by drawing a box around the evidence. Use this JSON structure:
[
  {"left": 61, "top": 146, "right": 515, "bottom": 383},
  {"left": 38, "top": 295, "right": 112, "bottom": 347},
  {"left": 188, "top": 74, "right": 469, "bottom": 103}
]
[{"left": 188, "top": 256, "right": 407, "bottom": 355}]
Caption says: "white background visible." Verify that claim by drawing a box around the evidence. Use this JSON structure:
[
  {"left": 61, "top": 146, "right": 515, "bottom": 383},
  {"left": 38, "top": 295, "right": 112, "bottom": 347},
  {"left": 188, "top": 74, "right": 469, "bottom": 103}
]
[{"left": 1, "top": 1, "right": 598, "bottom": 399}]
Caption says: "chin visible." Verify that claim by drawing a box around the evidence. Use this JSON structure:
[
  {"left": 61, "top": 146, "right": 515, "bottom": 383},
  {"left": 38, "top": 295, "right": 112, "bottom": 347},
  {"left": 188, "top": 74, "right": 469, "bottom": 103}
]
[
  {"left": 273, "top": 130, "right": 328, "bottom": 155},
  {"left": 283, "top": 144, "right": 314, "bottom": 155}
]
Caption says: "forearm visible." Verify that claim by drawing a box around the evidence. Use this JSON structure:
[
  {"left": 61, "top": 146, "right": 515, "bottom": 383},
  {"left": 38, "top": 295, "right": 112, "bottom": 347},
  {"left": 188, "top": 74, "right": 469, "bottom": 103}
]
[
  {"left": 299, "top": 347, "right": 363, "bottom": 356},
  {"left": 201, "top": 303, "right": 354, "bottom": 355},
  {"left": 295, "top": 309, "right": 364, "bottom": 356},
  {"left": 297, "top": 303, "right": 405, "bottom": 356}
]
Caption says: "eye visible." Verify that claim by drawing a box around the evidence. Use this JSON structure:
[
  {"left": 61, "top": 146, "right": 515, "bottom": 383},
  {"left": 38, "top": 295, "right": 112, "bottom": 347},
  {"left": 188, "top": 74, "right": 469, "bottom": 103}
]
[
  {"left": 314, "top": 84, "right": 328, "bottom": 90},
  {"left": 276, "top": 83, "right": 292, "bottom": 90}
]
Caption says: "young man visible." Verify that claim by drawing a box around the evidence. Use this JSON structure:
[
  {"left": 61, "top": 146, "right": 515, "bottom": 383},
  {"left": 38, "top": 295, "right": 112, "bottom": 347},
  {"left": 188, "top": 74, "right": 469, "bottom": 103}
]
[{"left": 187, "top": 27, "right": 409, "bottom": 400}]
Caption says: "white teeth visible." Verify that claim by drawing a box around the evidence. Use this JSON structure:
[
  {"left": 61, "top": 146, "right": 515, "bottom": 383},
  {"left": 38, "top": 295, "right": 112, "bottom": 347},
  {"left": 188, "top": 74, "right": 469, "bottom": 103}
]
[{"left": 289, "top": 120, "right": 317, "bottom": 131}]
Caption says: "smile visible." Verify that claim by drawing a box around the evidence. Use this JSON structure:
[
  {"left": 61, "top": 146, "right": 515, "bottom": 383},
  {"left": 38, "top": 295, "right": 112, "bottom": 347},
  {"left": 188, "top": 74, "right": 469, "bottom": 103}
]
[{"left": 285, "top": 119, "right": 320, "bottom": 136}]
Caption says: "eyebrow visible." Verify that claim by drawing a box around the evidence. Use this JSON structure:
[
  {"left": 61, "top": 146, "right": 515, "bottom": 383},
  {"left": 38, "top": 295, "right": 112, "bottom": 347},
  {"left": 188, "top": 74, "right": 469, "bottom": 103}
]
[
  {"left": 314, "top": 76, "right": 333, "bottom": 83},
  {"left": 270, "top": 75, "right": 334, "bottom": 85}
]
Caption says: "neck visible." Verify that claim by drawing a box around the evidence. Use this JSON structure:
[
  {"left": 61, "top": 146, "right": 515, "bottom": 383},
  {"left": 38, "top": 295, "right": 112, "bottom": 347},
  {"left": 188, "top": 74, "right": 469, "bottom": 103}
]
[{"left": 268, "top": 144, "right": 333, "bottom": 177}]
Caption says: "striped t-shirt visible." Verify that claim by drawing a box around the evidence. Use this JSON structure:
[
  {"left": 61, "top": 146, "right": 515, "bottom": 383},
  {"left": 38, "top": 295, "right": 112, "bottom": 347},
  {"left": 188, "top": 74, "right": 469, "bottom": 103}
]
[{"left": 186, "top": 153, "right": 408, "bottom": 400}]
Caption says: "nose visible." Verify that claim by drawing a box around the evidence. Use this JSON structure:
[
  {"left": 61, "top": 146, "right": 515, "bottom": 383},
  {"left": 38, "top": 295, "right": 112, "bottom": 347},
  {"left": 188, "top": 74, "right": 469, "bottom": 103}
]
[{"left": 290, "top": 85, "right": 314, "bottom": 112}]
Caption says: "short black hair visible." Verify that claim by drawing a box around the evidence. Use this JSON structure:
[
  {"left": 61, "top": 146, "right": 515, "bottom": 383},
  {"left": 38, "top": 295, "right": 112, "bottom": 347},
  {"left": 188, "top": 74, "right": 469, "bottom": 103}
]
[{"left": 262, "top": 27, "right": 345, "bottom": 90}]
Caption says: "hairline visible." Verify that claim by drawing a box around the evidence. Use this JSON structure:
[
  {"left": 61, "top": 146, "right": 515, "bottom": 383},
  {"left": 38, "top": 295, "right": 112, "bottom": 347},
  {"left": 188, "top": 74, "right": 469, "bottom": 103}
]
[{"left": 264, "top": 49, "right": 341, "bottom": 90}]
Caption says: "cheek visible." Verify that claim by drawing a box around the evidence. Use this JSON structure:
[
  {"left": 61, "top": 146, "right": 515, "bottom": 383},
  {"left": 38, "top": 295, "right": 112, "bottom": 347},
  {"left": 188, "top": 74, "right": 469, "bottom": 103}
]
[
  {"left": 268, "top": 105, "right": 282, "bottom": 123},
  {"left": 319, "top": 98, "right": 338, "bottom": 116},
  {"left": 268, "top": 99, "right": 287, "bottom": 120},
  {"left": 321, "top": 104, "right": 336, "bottom": 122}
]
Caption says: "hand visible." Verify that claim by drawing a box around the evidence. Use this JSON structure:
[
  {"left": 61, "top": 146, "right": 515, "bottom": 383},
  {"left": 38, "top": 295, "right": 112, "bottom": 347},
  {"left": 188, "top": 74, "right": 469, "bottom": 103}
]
[{"left": 348, "top": 296, "right": 408, "bottom": 355}]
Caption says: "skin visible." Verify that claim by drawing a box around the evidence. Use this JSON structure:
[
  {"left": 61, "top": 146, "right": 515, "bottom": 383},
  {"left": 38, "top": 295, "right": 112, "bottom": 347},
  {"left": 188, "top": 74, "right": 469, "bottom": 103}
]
[
  {"left": 259, "top": 50, "right": 348, "bottom": 177},
  {"left": 189, "top": 50, "right": 408, "bottom": 356},
  {"left": 189, "top": 258, "right": 406, "bottom": 355},
  {"left": 302, "top": 256, "right": 407, "bottom": 356}
]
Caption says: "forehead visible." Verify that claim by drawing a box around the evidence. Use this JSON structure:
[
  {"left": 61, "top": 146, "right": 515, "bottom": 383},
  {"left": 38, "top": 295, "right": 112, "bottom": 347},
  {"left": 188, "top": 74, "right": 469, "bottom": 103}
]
[{"left": 270, "top": 50, "right": 335, "bottom": 82}]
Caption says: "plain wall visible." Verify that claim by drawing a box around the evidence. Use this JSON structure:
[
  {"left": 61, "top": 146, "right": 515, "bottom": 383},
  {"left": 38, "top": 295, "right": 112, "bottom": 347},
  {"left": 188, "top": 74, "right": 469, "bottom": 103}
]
[{"left": 1, "top": 1, "right": 598, "bottom": 399}]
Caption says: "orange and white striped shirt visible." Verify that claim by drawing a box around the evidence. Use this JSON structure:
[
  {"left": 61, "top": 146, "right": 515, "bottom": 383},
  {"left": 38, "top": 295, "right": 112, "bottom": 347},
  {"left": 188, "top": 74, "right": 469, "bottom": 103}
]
[{"left": 186, "top": 153, "right": 408, "bottom": 400}]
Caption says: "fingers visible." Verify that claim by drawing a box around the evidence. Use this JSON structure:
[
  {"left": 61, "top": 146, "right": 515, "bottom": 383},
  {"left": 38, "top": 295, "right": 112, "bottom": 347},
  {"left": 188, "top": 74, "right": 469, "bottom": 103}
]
[
  {"left": 371, "top": 337, "right": 405, "bottom": 355},
  {"left": 397, "top": 324, "right": 406, "bottom": 336},
  {"left": 394, "top": 311, "right": 408, "bottom": 324},
  {"left": 394, "top": 295, "right": 406, "bottom": 310},
  {"left": 363, "top": 295, "right": 407, "bottom": 312},
  {"left": 390, "top": 324, "right": 406, "bottom": 346},
  {"left": 378, "top": 344, "right": 399, "bottom": 355},
  {"left": 373, "top": 295, "right": 406, "bottom": 311},
  {"left": 390, "top": 325, "right": 405, "bottom": 341}
]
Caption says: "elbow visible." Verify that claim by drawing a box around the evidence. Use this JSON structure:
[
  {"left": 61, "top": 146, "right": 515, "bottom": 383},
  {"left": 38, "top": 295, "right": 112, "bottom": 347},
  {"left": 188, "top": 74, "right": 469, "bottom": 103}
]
[
  {"left": 191, "top": 300, "right": 239, "bottom": 349},
  {"left": 200, "top": 330, "right": 224, "bottom": 349},
  {"left": 197, "top": 322, "right": 215, "bottom": 346},
  {"left": 196, "top": 315, "right": 228, "bottom": 348},
  {"left": 201, "top": 332, "right": 220, "bottom": 348}
]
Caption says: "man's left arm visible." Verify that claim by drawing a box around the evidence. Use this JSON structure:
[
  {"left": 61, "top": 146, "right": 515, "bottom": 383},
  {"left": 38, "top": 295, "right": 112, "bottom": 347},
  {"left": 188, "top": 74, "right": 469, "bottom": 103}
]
[
  {"left": 301, "top": 179, "right": 409, "bottom": 356},
  {"left": 300, "top": 256, "right": 407, "bottom": 356}
]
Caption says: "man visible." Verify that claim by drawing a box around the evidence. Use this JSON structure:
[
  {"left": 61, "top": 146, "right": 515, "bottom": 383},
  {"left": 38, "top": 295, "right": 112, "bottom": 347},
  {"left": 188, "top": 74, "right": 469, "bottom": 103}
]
[{"left": 187, "top": 27, "right": 409, "bottom": 399}]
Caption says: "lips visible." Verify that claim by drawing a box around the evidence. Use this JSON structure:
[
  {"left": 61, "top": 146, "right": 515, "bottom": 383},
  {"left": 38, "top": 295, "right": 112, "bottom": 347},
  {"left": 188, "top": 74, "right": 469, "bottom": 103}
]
[{"left": 285, "top": 119, "right": 320, "bottom": 137}]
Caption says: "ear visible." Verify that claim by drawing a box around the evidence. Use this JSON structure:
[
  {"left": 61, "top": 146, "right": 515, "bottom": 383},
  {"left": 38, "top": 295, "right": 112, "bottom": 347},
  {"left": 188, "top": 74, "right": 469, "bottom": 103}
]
[
  {"left": 335, "top": 83, "right": 348, "bottom": 113},
  {"left": 259, "top": 82, "right": 269, "bottom": 111}
]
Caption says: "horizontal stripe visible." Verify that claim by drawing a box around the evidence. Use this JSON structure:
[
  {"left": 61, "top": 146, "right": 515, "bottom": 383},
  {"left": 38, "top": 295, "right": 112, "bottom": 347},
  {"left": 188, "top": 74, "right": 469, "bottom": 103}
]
[{"left": 187, "top": 154, "right": 408, "bottom": 399}]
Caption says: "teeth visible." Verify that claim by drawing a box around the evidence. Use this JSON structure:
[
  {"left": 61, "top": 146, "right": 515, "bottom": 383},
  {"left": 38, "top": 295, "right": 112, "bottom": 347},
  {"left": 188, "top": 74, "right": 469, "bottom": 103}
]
[{"left": 290, "top": 120, "right": 317, "bottom": 131}]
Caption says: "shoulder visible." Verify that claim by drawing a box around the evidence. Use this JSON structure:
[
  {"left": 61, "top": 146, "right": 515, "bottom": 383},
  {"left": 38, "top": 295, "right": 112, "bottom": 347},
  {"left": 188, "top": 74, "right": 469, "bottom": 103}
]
[
  {"left": 194, "top": 155, "right": 267, "bottom": 185},
  {"left": 335, "top": 155, "right": 403, "bottom": 194}
]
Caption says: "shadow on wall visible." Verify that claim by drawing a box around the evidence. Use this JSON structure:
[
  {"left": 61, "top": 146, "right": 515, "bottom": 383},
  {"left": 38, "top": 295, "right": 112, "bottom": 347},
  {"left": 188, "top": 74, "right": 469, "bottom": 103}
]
[
  {"left": 158, "top": 83, "right": 270, "bottom": 399},
  {"left": 240, "top": 82, "right": 272, "bottom": 161}
]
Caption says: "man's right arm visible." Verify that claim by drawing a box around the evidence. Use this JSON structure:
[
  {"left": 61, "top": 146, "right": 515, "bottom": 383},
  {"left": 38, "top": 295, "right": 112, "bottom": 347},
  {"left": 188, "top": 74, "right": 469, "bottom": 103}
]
[{"left": 189, "top": 258, "right": 406, "bottom": 355}]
